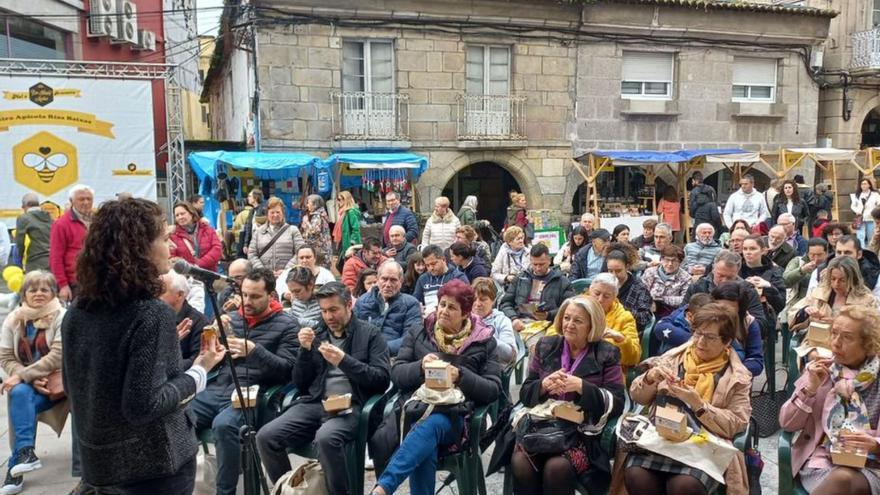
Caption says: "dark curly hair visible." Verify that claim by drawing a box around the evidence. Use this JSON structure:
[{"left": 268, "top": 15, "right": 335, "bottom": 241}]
[
  {"left": 76, "top": 198, "right": 167, "bottom": 310},
  {"left": 602, "top": 241, "right": 639, "bottom": 268}
]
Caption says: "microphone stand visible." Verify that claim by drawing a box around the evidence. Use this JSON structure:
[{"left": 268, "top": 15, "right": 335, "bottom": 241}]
[{"left": 204, "top": 280, "right": 271, "bottom": 495}]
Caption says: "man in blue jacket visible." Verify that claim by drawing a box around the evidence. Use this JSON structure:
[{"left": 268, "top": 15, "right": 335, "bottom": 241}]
[
  {"left": 382, "top": 192, "right": 419, "bottom": 247},
  {"left": 412, "top": 244, "right": 468, "bottom": 313},
  {"left": 353, "top": 260, "right": 422, "bottom": 356}
]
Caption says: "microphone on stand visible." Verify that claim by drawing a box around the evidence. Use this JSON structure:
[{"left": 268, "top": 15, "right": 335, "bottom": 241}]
[{"left": 172, "top": 259, "right": 237, "bottom": 285}]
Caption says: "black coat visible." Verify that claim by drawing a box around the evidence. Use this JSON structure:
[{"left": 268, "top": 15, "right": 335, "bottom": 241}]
[
  {"left": 177, "top": 300, "right": 208, "bottom": 369},
  {"left": 292, "top": 316, "right": 390, "bottom": 407},
  {"left": 62, "top": 299, "right": 199, "bottom": 486},
  {"left": 770, "top": 198, "right": 808, "bottom": 231},
  {"left": 739, "top": 256, "right": 786, "bottom": 315},
  {"left": 689, "top": 184, "right": 722, "bottom": 231},
  {"left": 208, "top": 309, "right": 300, "bottom": 395},
  {"left": 684, "top": 272, "right": 770, "bottom": 335},
  {"left": 767, "top": 242, "right": 797, "bottom": 271},
  {"left": 461, "top": 257, "right": 490, "bottom": 283},
  {"left": 499, "top": 267, "right": 576, "bottom": 321}
]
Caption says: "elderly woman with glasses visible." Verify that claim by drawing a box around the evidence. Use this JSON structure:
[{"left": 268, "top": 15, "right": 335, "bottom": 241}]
[
  {"left": 613, "top": 303, "right": 752, "bottom": 495},
  {"left": 781, "top": 305, "right": 880, "bottom": 495},
  {"left": 511, "top": 296, "right": 625, "bottom": 494},
  {"left": 0, "top": 271, "right": 69, "bottom": 494}
]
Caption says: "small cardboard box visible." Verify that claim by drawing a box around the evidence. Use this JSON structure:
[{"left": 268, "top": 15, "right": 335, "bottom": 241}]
[
  {"left": 322, "top": 393, "right": 352, "bottom": 413},
  {"left": 655, "top": 404, "right": 690, "bottom": 442},
  {"left": 552, "top": 403, "right": 585, "bottom": 424},
  {"left": 231, "top": 385, "right": 260, "bottom": 409},
  {"left": 831, "top": 445, "right": 868, "bottom": 468},
  {"left": 807, "top": 321, "right": 832, "bottom": 349},
  {"left": 425, "top": 360, "right": 454, "bottom": 390}
]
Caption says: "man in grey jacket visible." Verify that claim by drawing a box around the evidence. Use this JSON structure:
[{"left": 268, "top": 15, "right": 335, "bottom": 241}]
[
  {"left": 683, "top": 223, "right": 721, "bottom": 276},
  {"left": 14, "top": 193, "right": 53, "bottom": 272}
]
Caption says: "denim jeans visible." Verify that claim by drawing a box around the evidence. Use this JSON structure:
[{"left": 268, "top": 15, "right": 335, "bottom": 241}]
[
  {"left": 858, "top": 220, "right": 876, "bottom": 248},
  {"left": 8, "top": 383, "right": 56, "bottom": 468},
  {"left": 376, "top": 413, "right": 460, "bottom": 495},
  {"left": 190, "top": 388, "right": 246, "bottom": 495}
]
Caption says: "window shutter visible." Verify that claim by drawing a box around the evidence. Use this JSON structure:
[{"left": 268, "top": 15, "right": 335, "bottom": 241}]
[
  {"left": 732, "top": 57, "right": 776, "bottom": 86},
  {"left": 342, "top": 41, "right": 365, "bottom": 93},
  {"left": 621, "top": 52, "right": 673, "bottom": 82},
  {"left": 369, "top": 42, "right": 394, "bottom": 93},
  {"left": 466, "top": 46, "right": 485, "bottom": 96}
]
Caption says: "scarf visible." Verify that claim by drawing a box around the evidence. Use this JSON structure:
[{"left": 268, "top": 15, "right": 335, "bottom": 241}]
[
  {"left": 434, "top": 317, "right": 473, "bottom": 355},
  {"left": 332, "top": 207, "right": 348, "bottom": 243},
  {"left": 682, "top": 346, "right": 730, "bottom": 403},
  {"left": 825, "top": 356, "right": 880, "bottom": 446},
  {"left": 11, "top": 299, "right": 62, "bottom": 366},
  {"left": 656, "top": 266, "right": 673, "bottom": 283},
  {"left": 8, "top": 298, "right": 62, "bottom": 331},
  {"left": 239, "top": 299, "right": 284, "bottom": 328}
]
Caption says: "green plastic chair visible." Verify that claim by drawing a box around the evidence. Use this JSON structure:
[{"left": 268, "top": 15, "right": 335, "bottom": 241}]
[
  {"left": 282, "top": 385, "right": 392, "bottom": 495},
  {"left": 570, "top": 278, "right": 591, "bottom": 294},
  {"left": 778, "top": 430, "right": 809, "bottom": 495},
  {"left": 375, "top": 391, "right": 494, "bottom": 495},
  {"left": 626, "top": 315, "right": 655, "bottom": 386},
  {"left": 513, "top": 330, "right": 529, "bottom": 385}
]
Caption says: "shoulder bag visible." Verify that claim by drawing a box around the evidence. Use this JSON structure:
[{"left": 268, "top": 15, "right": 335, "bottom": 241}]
[{"left": 257, "top": 224, "right": 291, "bottom": 259}]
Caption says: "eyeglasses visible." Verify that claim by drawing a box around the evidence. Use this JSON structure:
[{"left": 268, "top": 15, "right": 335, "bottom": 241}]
[{"left": 692, "top": 332, "right": 721, "bottom": 343}]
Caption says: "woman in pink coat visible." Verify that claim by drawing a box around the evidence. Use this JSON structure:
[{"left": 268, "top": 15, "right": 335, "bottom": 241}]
[{"left": 780, "top": 305, "right": 880, "bottom": 495}]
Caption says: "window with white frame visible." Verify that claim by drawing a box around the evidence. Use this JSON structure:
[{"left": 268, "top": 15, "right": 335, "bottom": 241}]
[
  {"left": 621, "top": 51, "right": 674, "bottom": 99},
  {"left": 732, "top": 57, "right": 777, "bottom": 102},
  {"left": 465, "top": 45, "right": 510, "bottom": 96},
  {"left": 342, "top": 40, "right": 394, "bottom": 95}
]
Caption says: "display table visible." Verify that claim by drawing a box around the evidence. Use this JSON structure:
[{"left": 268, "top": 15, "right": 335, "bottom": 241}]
[{"left": 598, "top": 215, "right": 657, "bottom": 238}]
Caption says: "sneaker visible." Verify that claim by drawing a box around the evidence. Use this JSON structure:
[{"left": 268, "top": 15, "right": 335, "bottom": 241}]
[
  {"left": 9, "top": 448, "right": 41, "bottom": 477},
  {"left": 365, "top": 455, "right": 374, "bottom": 471},
  {"left": 0, "top": 470, "right": 22, "bottom": 495}
]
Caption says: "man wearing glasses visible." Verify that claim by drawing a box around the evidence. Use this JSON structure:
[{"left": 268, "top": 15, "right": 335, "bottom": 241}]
[{"left": 776, "top": 212, "right": 807, "bottom": 256}]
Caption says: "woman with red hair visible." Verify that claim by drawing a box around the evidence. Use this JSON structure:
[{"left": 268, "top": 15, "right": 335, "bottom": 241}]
[{"left": 369, "top": 279, "right": 503, "bottom": 495}]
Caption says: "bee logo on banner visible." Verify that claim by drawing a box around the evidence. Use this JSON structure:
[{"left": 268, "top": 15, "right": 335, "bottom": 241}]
[{"left": 0, "top": 76, "right": 157, "bottom": 228}]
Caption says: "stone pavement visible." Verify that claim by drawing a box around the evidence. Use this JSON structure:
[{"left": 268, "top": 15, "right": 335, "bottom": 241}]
[{"left": 0, "top": 356, "right": 787, "bottom": 495}]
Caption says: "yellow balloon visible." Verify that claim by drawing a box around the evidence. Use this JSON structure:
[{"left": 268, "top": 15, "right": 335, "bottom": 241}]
[
  {"left": 7, "top": 273, "right": 23, "bottom": 293},
  {"left": 2, "top": 266, "right": 23, "bottom": 282}
]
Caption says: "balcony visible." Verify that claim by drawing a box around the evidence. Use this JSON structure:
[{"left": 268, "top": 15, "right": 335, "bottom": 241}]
[
  {"left": 456, "top": 94, "right": 527, "bottom": 148},
  {"left": 851, "top": 29, "right": 880, "bottom": 71},
  {"left": 331, "top": 91, "right": 409, "bottom": 145}
]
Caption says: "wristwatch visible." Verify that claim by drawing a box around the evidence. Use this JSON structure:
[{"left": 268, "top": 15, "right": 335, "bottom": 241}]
[{"left": 695, "top": 404, "right": 708, "bottom": 417}]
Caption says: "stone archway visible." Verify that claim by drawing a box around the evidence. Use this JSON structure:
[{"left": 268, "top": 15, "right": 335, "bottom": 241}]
[{"left": 414, "top": 150, "right": 544, "bottom": 217}]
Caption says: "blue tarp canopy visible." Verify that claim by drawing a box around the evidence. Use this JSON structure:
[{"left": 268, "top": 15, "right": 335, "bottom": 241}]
[
  {"left": 187, "top": 151, "right": 331, "bottom": 181},
  {"left": 326, "top": 152, "right": 429, "bottom": 177},
  {"left": 584, "top": 148, "right": 752, "bottom": 165}
]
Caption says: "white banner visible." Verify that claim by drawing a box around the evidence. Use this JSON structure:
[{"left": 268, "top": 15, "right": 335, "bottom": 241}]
[{"left": 0, "top": 76, "right": 157, "bottom": 228}]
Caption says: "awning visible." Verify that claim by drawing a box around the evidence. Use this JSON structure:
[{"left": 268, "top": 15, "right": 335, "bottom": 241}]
[
  {"left": 784, "top": 148, "right": 859, "bottom": 161},
  {"left": 580, "top": 148, "right": 752, "bottom": 166},
  {"left": 326, "top": 152, "right": 429, "bottom": 177},
  {"left": 187, "top": 151, "right": 330, "bottom": 181}
]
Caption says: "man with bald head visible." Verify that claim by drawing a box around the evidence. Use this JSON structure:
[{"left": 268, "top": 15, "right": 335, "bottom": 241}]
[
  {"left": 220, "top": 258, "right": 252, "bottom": 313},
  {"left": 353, "top": 260, "right": 421, "bottom": 356},
  {"left": 160, "top": 270, "right": 208, "bottom": 368},
  {"left": 766, "top": 225, "right": 796, "bottom": 268},
  {"left": 384, "top": 225, "right": 417, "bottom": 264}
]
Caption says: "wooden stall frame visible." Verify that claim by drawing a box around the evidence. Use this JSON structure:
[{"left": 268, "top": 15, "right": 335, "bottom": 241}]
[{"left": 775, "top": 148, "right": 865, "bottom": 221}]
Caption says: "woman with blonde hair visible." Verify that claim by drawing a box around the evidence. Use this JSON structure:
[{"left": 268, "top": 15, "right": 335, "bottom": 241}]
[
  {"left": 0, "top": 271, "right": 68, "bottom": 494},
  {"left": 512, "top": 296, "right": 625, "bottom": 494},
  {"left": 505, "top": 191, "right": 531, "bottom": 240},
  {"left": 492, "top": 225, "right": 531, "bottom": 287},
  {"left": 781, "top": 305, "right": 880, "bottom": 495},
  {"left": 301, "top": 194, "right": 333, "bottom": 268},
  {"left": 334, "top": 190, "right": 362, "bottom": 256}
]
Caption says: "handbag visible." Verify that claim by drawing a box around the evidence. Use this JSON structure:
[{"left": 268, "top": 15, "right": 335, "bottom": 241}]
[
  {"left": 853, "top": 215, "right": 864, "bottom": 230},
  {"left": 515, "top": 415, "right": 579, "bottom": 455},
  {"left": 399, "top": 384, "right": 466, "bottom": 441},
  {"left": 272, "top": 460, "right": 328, "bottom": 495},
  {"left": 45, "top": 370, "right": 65, "bottom": 402}
]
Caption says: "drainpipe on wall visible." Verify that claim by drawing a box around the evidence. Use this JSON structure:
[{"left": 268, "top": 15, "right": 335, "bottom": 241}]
[{"left": 250, "top": 7, "right": 261, "bottom": 151}]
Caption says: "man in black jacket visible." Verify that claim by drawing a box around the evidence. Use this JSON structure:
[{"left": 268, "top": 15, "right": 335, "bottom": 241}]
[
  {"left": 500, "top": 243, "right": 576, "bottom": 332},
  {"left": 683, "top": 249, "right": 770, "bottom": 334},
  {"left": 688, "top": 171, "right": 722, "bottom": 238},
  {"left": 159, "top": 270, "right": 208, "bottom": 368},
  {"left": 191, "top": 268, "right": 299, "bottom": 495},
  {"left": 256, "top": 282, "right": 390, "bottom": 495}
]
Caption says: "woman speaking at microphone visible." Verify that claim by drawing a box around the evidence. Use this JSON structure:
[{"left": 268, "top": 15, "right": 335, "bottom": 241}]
[{"left": 62, "top": 198, "right": 226, "bottom": 494}]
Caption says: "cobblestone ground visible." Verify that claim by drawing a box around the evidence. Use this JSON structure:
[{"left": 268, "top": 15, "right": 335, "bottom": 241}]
[{"left": 0, "top": 341, "right": 786, "bottom": 494}]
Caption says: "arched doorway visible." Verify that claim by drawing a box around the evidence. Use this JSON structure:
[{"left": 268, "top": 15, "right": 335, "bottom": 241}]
[
  {"left": 862, "top": 108, "right": 880, "bottom": 147},
  {"left": 443, "top": 161, "right": 521, "bottom": 232}
]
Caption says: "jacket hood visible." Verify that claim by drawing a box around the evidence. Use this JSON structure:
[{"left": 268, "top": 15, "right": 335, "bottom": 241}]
[
  {"left": 429, "top": 210, "right": 457, "bottom": 224},
  {"left": 742, "top": 255, "right": 775, "bottom": 273}
]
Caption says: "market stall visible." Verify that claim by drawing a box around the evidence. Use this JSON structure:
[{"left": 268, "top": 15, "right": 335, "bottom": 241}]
[
  {"left": 571, "top": 149, "right": 756, "bottom": 241},
  {"left": 325, "top": 151, "right": 429, "bottom": 221},
  {"left": 776, "top": 148, "right": 862, "bottom": 220},
  {"left": 187, "top": 151, "right": 332, "bottom": 233}
]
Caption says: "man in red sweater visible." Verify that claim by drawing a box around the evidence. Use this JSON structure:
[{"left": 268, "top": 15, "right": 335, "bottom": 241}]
[{"left": 49, "top": 184, "right": 93, "bottom": 303}]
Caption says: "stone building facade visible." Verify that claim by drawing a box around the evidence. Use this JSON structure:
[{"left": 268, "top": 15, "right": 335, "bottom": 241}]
[{"left": 204, "top": 0, "right": 834, "bottom": 224}]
